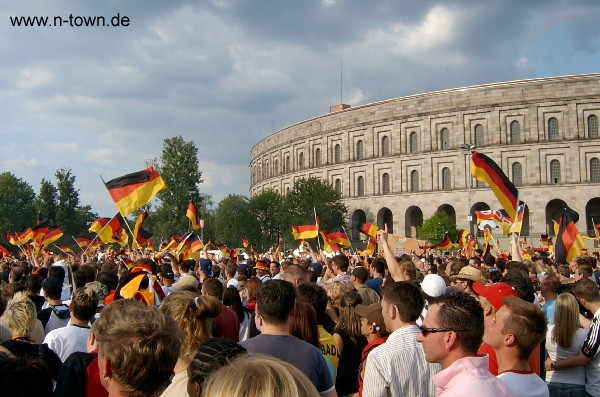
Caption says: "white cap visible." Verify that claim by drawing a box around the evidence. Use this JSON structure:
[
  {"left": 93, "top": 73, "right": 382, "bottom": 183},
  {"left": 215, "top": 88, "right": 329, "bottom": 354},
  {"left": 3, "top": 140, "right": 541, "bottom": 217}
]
[{"left": 421, "top": 274, "right": 447, "bottom": 298}]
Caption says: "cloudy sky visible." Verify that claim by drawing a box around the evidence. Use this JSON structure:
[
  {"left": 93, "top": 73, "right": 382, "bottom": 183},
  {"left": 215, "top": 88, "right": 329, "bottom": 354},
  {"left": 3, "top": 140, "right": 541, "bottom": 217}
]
[{"left": 2, "top": 0, "right": 599, "bottom": 217}]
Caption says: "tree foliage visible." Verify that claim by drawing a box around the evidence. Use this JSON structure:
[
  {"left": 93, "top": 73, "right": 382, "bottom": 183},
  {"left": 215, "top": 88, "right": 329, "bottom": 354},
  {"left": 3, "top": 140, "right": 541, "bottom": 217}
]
[
  {"left": 213, "top": 195, "right": 253, "bottom": 247},
  {"left": 248, "top": 190, "right": 284, "bottom": 251},
  {"left": 35, "top": 178, "right": 58, "bottom": 224},
  {"left": 0, "top": 172, "right": 36, "bottom": 237},
  {"left": 55, "top": 168, "right": 81, "bottom": 235},
  {"left": 418, "top": 211, "right": 459, "bottom": 244}
]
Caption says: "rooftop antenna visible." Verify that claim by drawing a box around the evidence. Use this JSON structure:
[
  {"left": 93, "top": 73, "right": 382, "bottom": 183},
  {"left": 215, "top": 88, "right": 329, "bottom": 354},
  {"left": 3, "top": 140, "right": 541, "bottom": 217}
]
[{"left": 340, "top": 58, "right": 343, "bottom": 104}]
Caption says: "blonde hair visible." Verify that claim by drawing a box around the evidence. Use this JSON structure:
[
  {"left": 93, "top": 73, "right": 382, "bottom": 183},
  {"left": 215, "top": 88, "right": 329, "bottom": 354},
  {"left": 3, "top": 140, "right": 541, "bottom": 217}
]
[
  {"left": 333, "top": 291, "right": 363, "bottom": 342},
  {"left": 202, "top": 353, "right": 320, "bottom": 397},
  {"left": 552, "top": 293, "right": 582, "bottom": 348},
  {"left": 328, "top": 281, "right": 348, "bottom": 307},
  {"left": 5, "top": 292, "right": 36, "bottom": 336},
  {"left": 160, "top": 292, "right": 222, "bottom": 358}
]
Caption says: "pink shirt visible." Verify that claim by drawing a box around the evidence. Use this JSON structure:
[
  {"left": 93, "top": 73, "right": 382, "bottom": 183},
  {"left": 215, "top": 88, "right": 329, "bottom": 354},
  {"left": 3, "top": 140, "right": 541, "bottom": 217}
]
[{"left": 433, "top": 355, "right": 515, "bottom": 397}]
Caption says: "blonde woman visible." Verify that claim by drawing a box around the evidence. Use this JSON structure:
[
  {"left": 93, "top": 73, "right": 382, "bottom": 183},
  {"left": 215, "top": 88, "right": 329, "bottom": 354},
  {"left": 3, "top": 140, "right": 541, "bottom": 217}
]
[
  {"left": 545, "top": 293, "right": 588, "bottom": 397},
  {"left": 327, "top": 281, "right": 349, "bottom": 316},
  {"left": 202, "top": 353, "right": 320, "bottom": 397},
  {"left": 159, "top": 291, "right": 222, "bottom": 397}
]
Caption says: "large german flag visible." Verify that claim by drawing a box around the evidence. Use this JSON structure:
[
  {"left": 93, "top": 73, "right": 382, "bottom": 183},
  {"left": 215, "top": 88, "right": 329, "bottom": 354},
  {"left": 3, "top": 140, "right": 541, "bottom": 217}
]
[
  {"left": 435, "top": 234, "right": 454, "bottom": 250},
  {"left": 554, "top": 206, "right": 585, "bottom": 265},
  {"left": 328, "top": 227, "right": 351, "bottom": 246},
  {"left": 357, "top": 223, "right": 379, "bottom": 238},
  {"left": 471, "top": 151, "right": 519, "bottom": 219},
  {"left": 132, "top": 212, "right": 153, "bottom": 249},
  {"left": 321, "top": 230, "right": 340, "bottom": 253},
  {"left": 104, "top": 167, "right": 166, "bottom": 217},
  {"left": 0, "top": 244, "right": 11, "bottom": 257},
  {"left": 291, "top": 224, "right": 318, "bottom": 240},
  {"left": 186, "top": 202, "right": 201, "bottom": 230},
  {"left": 89, "top": 214, "right": 125, "bottom": 244},
  {"left": 41, "top": 227, "right": 63, "bottom": 248}
]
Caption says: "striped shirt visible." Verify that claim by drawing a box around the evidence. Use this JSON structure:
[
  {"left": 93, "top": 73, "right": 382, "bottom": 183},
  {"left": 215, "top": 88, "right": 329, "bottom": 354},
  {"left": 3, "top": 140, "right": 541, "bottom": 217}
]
[
  {"left": 582, "top": 308, "right": 600, "bottom": 397},
  {"left": 362, "top": 324, "right": 440, "bottom": 397}
]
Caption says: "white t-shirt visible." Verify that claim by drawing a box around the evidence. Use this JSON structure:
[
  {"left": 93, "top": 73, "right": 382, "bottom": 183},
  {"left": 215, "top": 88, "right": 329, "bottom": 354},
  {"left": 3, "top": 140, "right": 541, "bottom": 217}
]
[
  {"left": 497, "top": 371, "right": 549, "bottom": 397},
  {"left": 43, "top": 323, "right": 91, "bottom": 362},
  {"left": 545, "top": 324, "right": 587, "bottom": 385}
]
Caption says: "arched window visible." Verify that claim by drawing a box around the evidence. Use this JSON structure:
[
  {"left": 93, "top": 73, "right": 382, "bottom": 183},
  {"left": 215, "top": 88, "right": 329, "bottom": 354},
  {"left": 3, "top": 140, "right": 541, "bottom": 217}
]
[
  {"left": 382, "top": 173, "right": 390, "bottom": 194},
  {"left": 356, "top": 140, "right": 364, "bottom": 160},
  {"left": 314, "top": 148, "right": 321, "bottom": 167},
  {"left": 286, "top": 187, "right": 290, "bottom": 194},
  {"left": 335, "top": 179, "right": 342, "bottom": 195},
  {"left": 548, "top": 117, "right": 559, "bottom": 141},
  {"left": 441, "top": 167, "right": 451, "bottom": 190},
  {"left": 334, "top": 144, "right": 341, "bottom": 163},
  {"left": 510, "top": 121, "right": 521, "bottom": 144},
  {"left": 410, "top": 170, "right": 419, "bottom": 192},
  {"left": 265, "top": 161, "right": 269, "bottom": 178},
  {"left": 589, "top": 115, "right": 599, "bottom": 138},
  {"left": 285, "top": 156, "right": 290, "bottom": 173},
  {"left": 409, "top": 132, "right": 418, "bottom": 153},
  {"left": 298, "top": 153, "right": 304, "bottom": 170},
  {"left": 591, "top": 157, "right": 600, "bottom": 183},
  {"left": 261, "top": 163, "right": 266, "bottom": 180},
  {"left": 512, "top": 162, "right": 523, "bottom": 186},
  {"left": 550, "top": 160, "right": 561, "bottom": 184},
  {"left": 381, "top": 136, "right": 390, "bottom": 156},
  {"left": 440, "top": 128, "right": 449, "bottom": 150},
  {"left": 474, "top": 124, "right": 484, "bottom": 147},
  {"left": 357, "top": 176, "right": 364, "bottom": 197},
  {"left": 274, "top": 159, "right": 278, "bottom": 176}
]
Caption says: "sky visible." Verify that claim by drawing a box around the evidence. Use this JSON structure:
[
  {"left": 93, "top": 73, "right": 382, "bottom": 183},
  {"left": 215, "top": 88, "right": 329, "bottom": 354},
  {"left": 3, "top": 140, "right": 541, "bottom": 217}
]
[{"left": 1, "top": 0, "right": 600, "bottom": 217}]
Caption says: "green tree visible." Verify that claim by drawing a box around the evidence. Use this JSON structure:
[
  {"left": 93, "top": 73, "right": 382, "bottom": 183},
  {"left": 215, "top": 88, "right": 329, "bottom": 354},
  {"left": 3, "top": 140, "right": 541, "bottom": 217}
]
[
  {"left": 248, "top": 190, "right": 284, "bottom": 251},
  {"left": 151, "top": 136, "right": 204, "bottom": 239},
  {"left": 279, "top": 177, "right": 348, "bottom": 246},
  {"left": 35, "top": 178, "right": 58, "bottom": 224},
  {"left": 213, "top": 194, "right": 253, "bottom": 247},
  {"left": 418, "top": 211, "right": 459, "bottom": 244},
  {"left": 0, "top": 172, "right": 36, "bottom": 239},
  {"left": 55, "top": 168, "right": 81, "bottom": 236}
]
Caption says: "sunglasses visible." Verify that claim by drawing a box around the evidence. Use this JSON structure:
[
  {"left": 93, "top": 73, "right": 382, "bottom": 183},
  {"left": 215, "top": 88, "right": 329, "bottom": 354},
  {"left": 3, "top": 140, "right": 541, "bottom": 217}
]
[{"left": 418, "top": 325, "right": 465, "bottom": 337}]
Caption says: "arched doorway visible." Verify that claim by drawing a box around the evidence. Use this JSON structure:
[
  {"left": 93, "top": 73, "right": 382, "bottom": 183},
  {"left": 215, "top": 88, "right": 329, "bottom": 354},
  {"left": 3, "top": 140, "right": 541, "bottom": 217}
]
[
  {"left": 585, "top": 198, "right": 600, "bottom": 236},
  {"left": 437, "top": 204, "right": 456, "bottom": 226},
  {"left": 471, "top": 202, "right": 490, "bottom": 237},
  {"left": 405, "top": 206, "right": 423, "bottom": 238},
  {"left": 351, "top": 209, "right": 367, "bottom": 241},
  {"left": 377, "top": 207, "right": 393, "bottom": 234},
  {"left": 546, "top": 199, "right": 567, "bottom": 236}
]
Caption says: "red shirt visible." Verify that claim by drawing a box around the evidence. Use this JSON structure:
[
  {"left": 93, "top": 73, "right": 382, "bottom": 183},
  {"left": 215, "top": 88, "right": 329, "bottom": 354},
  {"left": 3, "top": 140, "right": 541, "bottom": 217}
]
[{"left": 358, "top": 336, "right": 388, "bottom": 396}]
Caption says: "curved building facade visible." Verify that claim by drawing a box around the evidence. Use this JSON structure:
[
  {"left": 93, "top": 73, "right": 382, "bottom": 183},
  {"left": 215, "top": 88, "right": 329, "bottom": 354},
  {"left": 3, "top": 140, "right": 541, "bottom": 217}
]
[{"left": 250, "top": 74, "right": 600, "bottom": 244}]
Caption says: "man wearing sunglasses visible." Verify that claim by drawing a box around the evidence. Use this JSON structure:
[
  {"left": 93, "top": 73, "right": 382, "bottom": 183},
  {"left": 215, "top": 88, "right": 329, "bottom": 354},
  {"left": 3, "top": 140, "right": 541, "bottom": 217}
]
[{"left": 416, "top": 290, "right": 515, "bottom": 396}]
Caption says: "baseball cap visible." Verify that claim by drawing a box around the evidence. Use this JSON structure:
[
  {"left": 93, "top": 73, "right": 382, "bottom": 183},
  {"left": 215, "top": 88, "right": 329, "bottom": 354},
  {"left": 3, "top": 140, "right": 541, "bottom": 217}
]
[
  {"left": 200, "top": 259, "right": 213, "bottom": 277},
  {"left": 355, "top": 303, "right": 387, "bottom": 334},
  {"left": 421, "top": 274, "right": 447, "bottom": 298},
  {"left": 472, "top": 281, "right": 518, "bottom": 310},
  {"left": 160, "top": 264, "right": 175, "bottom": 279},
  {"left": 310, "top": 262, "right": 323, "bottom": 275}
]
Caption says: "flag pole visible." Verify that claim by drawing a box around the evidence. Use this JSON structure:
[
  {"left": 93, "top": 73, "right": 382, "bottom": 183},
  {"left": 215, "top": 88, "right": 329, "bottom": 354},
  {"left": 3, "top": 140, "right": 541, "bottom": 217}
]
[{"left": 71, "top": 236, "right": 85, "bottom": 252}]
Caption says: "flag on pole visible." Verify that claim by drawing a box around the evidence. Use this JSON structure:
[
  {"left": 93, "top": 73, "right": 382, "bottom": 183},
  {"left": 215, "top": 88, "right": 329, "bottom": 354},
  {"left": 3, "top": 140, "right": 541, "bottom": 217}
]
[
  {"left": 321, "top": 230, "right": 340, "bottom": 253},
  {"left": 554, "top": 206, "right": 586, "bottom": 265},
  {"left": 508, "top": 202, "right": 527, "bottom": 234},
  {"left": 186, "top": 202, "right": 201, "bottom": 230},
  {"left": 74, "top": 236, "right": 92, "bottom": 248},
  {"left": 0, "top": 244, "right": 11, "bottom": 257},
  {"left": 327, "top": 227, "right": 351, "bottom": 246},
  {"left": 357, "top": 223, "right": 379, "bottom": 238},
  {"left": 89, "top": 214, "right": 126, "bottom": 244},
  {"left": 132, "top": 212, "right": 153, "bottom": 249},
  {"left": 291, "top": 224, "right": 318, "bottom": 240},
  {"left": 471, "top": 151, "right": 519, "bottom": 219},
  {"left": 242, "top": 238, "right": 249, "bottom": 248},
  {"left": 41, "top": 227, "right": 63, "bottom": 248},
  {"left": 104, "top": 167, "right": 166, "bottom": 217}
]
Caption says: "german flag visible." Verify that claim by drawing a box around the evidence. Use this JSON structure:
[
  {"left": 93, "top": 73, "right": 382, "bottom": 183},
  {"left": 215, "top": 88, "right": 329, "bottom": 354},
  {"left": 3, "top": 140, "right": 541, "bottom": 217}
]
[
  {"left": 242, "top": 238, "right": 249, "bottom": 248},
  {"left": 146, "top": 240, "right": 154, "bottom": 252},
  {"left": 111, "top": 228, "right": 129, "bottom": 247},
  {"left": 457, "top": 229, "right": 469, "bottom": 248},
  {"left": 328, "top": 227, "right": 351, "bottom": 246},
  {"left": 435, "top": 234, "right": 454, "bottom": 250},
  {"left": 41, "top": 227, "right": 63, "bottom": 248},
  {"left": 32, "top": 221, "right": 49, "bottom": 244},
  {"left": 230, "top": 249, "right": 238, "bottom": 264},
  {"left": 104, "top": 167, "right": 166, "bottom": 217},
  {"left": 89, "top": 214, "right": 125, "bottom": 244},
  {"left": 555, "top": 206, "right": 586, "bottom": 265},
  {"left": 0, "top": 244, "right": 11, "bottom": 257},
  {"left": 274, "top": 231, "right": 281, "bottom": 258},
  {"left": 321, "top": 230, "right": 340, "bottom": 253},
  {"left": 132, "top": 212, "right": 153, "bottom": 249},
  {"left": 471, "top": 151, "right": 519, "bottom": 219},
  {"left": 75, "top": 236, "right": 92, "bottom": 248},
  {"left": 361, "top": 236, "right": 377, "bottom": 256},
  {"left": 357, "top": 223, "right": 379, "bottom": 238},
  {"left": 186, "top": 202, "right": 201, "bottom": 230},
  {"left": 508, "top": 202, "right": 527, "bottom": 234},
  {"left": 189, "top": 237, "right": 204, "bottom": 253},
  {"left": 291, "top": 224, "right": 318, "bottom": 240},
  {"left": 57, "top": 245, "right": 75, "bottom": 255}
]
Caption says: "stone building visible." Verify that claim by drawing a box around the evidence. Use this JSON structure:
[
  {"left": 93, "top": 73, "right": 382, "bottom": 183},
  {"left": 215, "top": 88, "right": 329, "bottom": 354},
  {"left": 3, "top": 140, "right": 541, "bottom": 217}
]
[{"left": 250, "top": 74, "right": 600, "bottom": 246}]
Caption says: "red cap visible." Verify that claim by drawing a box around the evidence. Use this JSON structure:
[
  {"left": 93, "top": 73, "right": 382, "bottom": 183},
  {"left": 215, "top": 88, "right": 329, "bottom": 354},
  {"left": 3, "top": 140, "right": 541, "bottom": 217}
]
[{"left": 472, "top": 281, "right": 518, "bottom": 310}]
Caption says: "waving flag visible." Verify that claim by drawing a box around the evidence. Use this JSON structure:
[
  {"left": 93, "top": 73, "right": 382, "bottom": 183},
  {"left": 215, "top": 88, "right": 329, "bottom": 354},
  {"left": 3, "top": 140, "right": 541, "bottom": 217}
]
[
  {"left": 457, "top": 229, "right": 469, "bottom": 248},
  {"left": 328, "top": 227, "right": 351, "bottom": 246},
  {"left": 186, "top": 202, "right": 201, "bottom": 230},
  {"left": 242, "top": 238, "right": 249, "bottom": 248},
  {"left": 132, "top": 212, "right": 153, "bottom": 249},
  {"left": 41, "top": 227, "right": 63, "bottom": 248},
  {"left": 471, "top": 151, "right": 519, "bottom": 219},
  {"left": 357, "top": 223, "right": 379, "bottom": 238},
  {"left": 554, "top": 206, "right": 585, "bottom": 265},
  {"left": 89, "top": 214, "right": 126, "bottom": 244},
  {"left": 0, "top": 244, "right": 11, "bottom": 257},
  {"left": 321, "top": 230, "right": 340, "bottom": 253},
  {"left": 104, "top": 167, "right": 166, "bottom": 217},
  {"left": 292, "top": 224, "right": 318, "bottom": 240},
  {"left": 74, "top": 236, "right": 92, "bottom": 249}
]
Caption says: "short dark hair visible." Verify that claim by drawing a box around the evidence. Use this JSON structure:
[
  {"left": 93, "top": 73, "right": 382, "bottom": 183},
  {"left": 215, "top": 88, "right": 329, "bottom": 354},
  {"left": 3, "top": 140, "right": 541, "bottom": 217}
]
[
  {"left": 333, "top": 255, "right": 350, "bottom": 272},
  {"left": 502, "top": 296, "right": 547, "bottom": 359},
  {"left": 24, "top": 274, "right": 42, "bottom": 293},
  {"left": 431, "top": 290, "right": 484, "bottom": 355},
  {"left": 48, "top": 266, "right": 65, "bottom": 283},
  {"left": 96, "top": 271, "right": 119, "bottom": 292},
  {"left": 202, "top": 278, "right": 224, "bottom": 300},
  {"left": 71, "top": 287, "right": 99, "bottom": 321},
  {"left": 371, "top": 259, "right": 385, "bottom": 276},
  {"left": 501, "top": 271, "right": 535, "bottom": 303},
  {"left": 295, "top": 283, "right": 328, "bottom": 316},
  {"left": 381, "top": 281, "right": 424, "bottom": 322},
  {"left": 256, "top": 279, "right": 296, "bottom": 325},
  {"left": 351, "top": 267, "right": 369, "bottom": 284},
  {"left": 572, "top": 278, "right": 600, "bottom": 302}
]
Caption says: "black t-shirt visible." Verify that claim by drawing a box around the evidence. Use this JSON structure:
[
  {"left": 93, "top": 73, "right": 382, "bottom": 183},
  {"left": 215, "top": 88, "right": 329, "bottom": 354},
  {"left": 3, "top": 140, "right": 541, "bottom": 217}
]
[
  {"left": 335, "top": 329, "right": 367, "bottom": 395},
  {"left": 0, "top": 339, "right": 62, "bottom": 380}
]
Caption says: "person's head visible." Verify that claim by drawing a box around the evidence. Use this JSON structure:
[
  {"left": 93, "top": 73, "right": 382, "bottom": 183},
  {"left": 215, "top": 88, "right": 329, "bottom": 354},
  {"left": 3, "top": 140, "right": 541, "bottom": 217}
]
[
  {"left": 290, "top": 301, "right": 320, "bottom": 348},
  {"left": 552, "top": 293, "right": 582, "bottom": 349},
  {"left": 24, "top": 274, "right": 43, "bottom": 294},
  {"left": 4, "top": 291, "right": 36, "bottom": 337},
  {"left": 332, "top": 254, "right": 350, "bottom": 274},
  {"left": 201, "top": 278, "right": 225, "bottom": 300},
  {"left": 333, "top": 291, "right": 363, "bottom": 341},
  {"left": 269, "top": 261, "right": 280, "bottom": 276},
  {"left": 417, "top": 290, "right": 484, "bottom": 368},
  {"left": 397, "top": 259, "right": 417, "bottom": 281},
  {"left": 501, "top": 271, "right": 535, "bottom": 303},
  {"left": 281, "top": 264, "right": 310, "bottom": 286},
  {"left": 572, "top": 278, "right": 600, "bottom": 311},
  {"left": 246, "top": 277, "right": 261, "bottom": 303},
  {"left": 255, "top": 279, "right": 295, "bottom": 326},
  {"left": 70, "top": 287, "right": 99, "bottom": 322},
  {"left": 468, "top": 257, "right": 482, "bottom": 268},
  {"left": 575, "top": 264, "right": 593, "bottom": 280},
  {"left": 202, "top": 354, "right": 320, "bottom": 397},
  {"left": 472, "top": 281, "right": 518, "bottom": 318},
  {"left": 41, "top": 277, "right": 63, "bottom": 300},
  {"left": 47, "top": 266, "right": 65, "bottom": 283},
  {"left": 351, "top": 266, "right": 369, "bottom": 285},
  {"left": 0, "top": 355, "right": 54, "bottom": 397},
  {"left": 295, "top": 282, "right": 328, "bottom": 317},
  {"left": 540, "top": 274, "right": 561, "bottom": 299},
  {"left": 254, "top": 259, "right": 270, "bottom": 276},
  {"left": 356, "top": 302, "right": 388, "bottom": 338},
  {"left": 381, "top": 281, "right": 424, "bottom": 332},
  {"left": 95, "top": 299, "right": 181, "bottom": 397},
  {"left": 8, "top": 266, "right": 25, "bottom": 284},
  {"left": 449, "top": 266, "right": 482, "bottom": 294},
  {"left": 370, "top": 258, "right": 385, "bottom": 277},
  {"left": 327, "top": 281, "right": 348, "bottom": 308},
  {"left": 160, "top": 291, "right": 222, "bottom": 359},
  {"left": 484, "top": 296, "right": 547, "bottom": 360},
  {"left": 187, "top": 338, "right": 247, "bottom": 397}
]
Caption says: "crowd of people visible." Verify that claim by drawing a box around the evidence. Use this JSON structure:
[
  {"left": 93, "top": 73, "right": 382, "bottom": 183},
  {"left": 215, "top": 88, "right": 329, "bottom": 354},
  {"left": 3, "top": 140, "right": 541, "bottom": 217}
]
[{"left": 0, "top": 230, "right": 599, "bottom": 397}]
